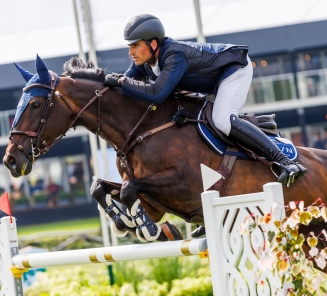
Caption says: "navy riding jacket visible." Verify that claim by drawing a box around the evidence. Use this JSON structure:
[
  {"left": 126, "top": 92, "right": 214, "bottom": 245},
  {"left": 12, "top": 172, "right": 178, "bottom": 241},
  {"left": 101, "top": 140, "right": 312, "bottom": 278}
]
[{"left": 122, "top": 37, "right": 249, "bottom": 104}]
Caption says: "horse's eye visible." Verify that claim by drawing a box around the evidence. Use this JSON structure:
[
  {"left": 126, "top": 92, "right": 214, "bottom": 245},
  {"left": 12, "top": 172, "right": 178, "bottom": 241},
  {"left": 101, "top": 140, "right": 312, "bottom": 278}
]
[{"left": 32, "top": 101, "right": 41, "bottom": 108}]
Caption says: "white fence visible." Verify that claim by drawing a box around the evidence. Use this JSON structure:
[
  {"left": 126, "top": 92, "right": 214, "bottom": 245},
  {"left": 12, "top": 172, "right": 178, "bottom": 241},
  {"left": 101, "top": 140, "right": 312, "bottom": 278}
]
[
  {"left": 202, "top": 182, "right": 286, "bottom": 296},
  {"left": 1, "top": 182, "right": 286, "bottom": 296},
  {"left": 0, "top": 217, "right": 23, "bottom": 296}
]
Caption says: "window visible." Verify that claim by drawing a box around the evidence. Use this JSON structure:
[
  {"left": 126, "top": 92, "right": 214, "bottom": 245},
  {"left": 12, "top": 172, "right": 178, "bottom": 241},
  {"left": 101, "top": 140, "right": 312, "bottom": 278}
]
[
  {"left": 0, "top": 88, "right": 22, "bottom": 111},
  {"left": 296, "top": 50, "right": 324, "bottom": 72},
  {"left": 252, "top": 54, "right": 293, "bottom": 78}
]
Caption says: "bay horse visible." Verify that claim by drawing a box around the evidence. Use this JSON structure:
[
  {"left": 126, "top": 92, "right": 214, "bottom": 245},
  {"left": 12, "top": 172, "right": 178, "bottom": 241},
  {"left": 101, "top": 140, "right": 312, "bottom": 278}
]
[{"left": 3, "top": 55, "right": 327, "bottom": 243}]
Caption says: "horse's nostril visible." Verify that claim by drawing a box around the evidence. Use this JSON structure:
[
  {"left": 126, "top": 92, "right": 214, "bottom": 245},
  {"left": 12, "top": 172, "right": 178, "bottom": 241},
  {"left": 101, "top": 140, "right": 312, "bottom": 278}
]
[{"left": 8, "top": 156, "right": 16, "bottom": 165}]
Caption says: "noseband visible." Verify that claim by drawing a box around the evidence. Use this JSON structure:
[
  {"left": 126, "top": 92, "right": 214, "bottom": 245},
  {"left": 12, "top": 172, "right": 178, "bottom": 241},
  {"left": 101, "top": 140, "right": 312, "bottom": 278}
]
[{"left": 9, "top": 71, "right": 109, "bottom": 163}]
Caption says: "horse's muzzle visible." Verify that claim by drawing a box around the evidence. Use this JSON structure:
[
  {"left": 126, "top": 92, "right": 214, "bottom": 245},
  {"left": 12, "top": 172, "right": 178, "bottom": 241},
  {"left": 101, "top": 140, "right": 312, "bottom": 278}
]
[{"left": 3, "top": 154, "right": 31, "bottom": 177}]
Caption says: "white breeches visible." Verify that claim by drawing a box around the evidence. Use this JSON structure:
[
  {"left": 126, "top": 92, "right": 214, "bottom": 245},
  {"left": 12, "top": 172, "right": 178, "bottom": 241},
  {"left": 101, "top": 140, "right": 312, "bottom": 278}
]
[{"left": 212, "top": 55, "right": 253, "bottom": 135}]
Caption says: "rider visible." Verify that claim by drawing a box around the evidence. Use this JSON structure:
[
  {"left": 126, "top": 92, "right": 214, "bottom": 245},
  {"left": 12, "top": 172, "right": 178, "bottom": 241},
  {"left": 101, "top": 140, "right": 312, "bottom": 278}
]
[{"left": 103, "top": 14, "right": 307, "bottom": 186}]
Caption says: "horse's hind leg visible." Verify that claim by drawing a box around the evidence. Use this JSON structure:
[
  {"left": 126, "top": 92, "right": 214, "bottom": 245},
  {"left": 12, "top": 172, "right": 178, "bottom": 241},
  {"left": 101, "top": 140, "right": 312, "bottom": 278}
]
[{"left": 90, "top": 179, "right": 136, "bottom": 238}]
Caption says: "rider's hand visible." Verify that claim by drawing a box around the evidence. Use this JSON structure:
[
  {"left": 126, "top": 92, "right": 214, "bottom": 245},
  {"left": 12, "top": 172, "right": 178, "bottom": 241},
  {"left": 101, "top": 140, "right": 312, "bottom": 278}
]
[
  {"left": 172, "top": 108, "right": 189, "bottom": 128},
  {"left": 104, "top": 73, "right": 126, "bottom": 88}
]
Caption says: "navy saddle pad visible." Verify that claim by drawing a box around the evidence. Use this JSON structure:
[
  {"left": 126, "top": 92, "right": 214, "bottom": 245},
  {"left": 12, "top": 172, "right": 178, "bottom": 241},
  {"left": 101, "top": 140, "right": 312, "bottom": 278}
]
[{"left": 196, "top": 102, "right": 298, "bottom": 161}]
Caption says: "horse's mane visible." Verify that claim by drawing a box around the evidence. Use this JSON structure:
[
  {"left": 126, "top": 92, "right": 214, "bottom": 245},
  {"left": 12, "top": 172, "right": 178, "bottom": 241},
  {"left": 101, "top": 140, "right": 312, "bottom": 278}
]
[{"left": 62, "top": 57, "right": 105, "bottom": 82}]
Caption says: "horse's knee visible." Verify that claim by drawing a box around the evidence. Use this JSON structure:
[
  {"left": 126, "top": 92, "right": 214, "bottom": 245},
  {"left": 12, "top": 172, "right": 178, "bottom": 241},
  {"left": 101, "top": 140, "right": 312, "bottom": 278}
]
[
  {"left": 121, "top": 180, "right": 138, "bottom": 208},
  {"left": 90, "top": 179, "right": 105, "bottom": 203}
]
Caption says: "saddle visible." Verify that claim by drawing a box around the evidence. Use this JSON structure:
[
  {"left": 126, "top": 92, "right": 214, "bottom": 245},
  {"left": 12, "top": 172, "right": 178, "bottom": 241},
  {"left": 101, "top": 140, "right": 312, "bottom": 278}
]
[
  {"left": 200, "top": 101, "right": 280, "bottom": 196},
  {"left": 171, "top": 91, "right": 279, "bottom": 139},
  {"left": 202, "top": 101, "right": 279, "bottom": 148}
]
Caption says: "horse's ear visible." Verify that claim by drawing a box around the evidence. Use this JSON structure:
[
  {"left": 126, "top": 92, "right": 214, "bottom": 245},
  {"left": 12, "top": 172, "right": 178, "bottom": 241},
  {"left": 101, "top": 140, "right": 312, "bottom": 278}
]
[
  {"left": 13, "top": 62, "right": 34, "bottom": 82},
  {"left": 35, "top": 54, "right": 50, "bottom": 84}
]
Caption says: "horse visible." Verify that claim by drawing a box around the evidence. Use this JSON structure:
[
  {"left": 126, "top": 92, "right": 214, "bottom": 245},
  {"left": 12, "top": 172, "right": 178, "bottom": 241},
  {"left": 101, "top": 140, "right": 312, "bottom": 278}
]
[{"left": 3, "top": 55, "right": 327, "bottom": 244}]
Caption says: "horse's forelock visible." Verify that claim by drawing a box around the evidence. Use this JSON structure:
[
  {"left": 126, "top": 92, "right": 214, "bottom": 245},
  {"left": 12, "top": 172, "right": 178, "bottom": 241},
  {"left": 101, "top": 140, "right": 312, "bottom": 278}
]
[{"left": 62, "top": 57, "right": 105, "bottom": 82}]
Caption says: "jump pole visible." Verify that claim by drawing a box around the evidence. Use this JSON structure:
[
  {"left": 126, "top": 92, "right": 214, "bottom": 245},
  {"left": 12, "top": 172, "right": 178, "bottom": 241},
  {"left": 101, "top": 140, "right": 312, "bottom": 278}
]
[
  {"left": 0, "top": 216, "right": 207, "bottom": 295},
  {"left": 12, "top": 236, "right": 207, "bottom": 269}
]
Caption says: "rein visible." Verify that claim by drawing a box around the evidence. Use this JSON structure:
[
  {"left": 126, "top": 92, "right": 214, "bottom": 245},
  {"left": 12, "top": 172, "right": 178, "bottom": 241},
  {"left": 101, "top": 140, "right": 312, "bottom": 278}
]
[
  {"left": 9, "top": 71, "right": 109, "bottom": 163},
  {"left": 116, "top": 103, "right": 175, "bottom": 179},
  {"left": 117, "top": 99, "right": 203, "bottom": 179}
]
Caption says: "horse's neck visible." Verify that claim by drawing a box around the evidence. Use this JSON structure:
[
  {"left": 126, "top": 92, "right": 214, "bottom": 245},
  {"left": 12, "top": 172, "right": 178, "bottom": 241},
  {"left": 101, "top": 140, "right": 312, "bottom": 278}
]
[{"left": 73, "top": 86, "right": 154, "bottom": 148}]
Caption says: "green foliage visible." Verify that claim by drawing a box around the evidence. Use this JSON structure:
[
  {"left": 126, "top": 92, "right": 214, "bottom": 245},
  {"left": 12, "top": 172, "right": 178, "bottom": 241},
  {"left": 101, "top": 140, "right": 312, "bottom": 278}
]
[
  {"left": 25, "top": 257, "right": 212, "bottom": 296},
  {"left": 18, "top": 217, "right": 101, "bottom": 236},
  {"left": 168, "top": 277, "right": 213, "bottom": 296},
  {"left": 112, "top": 261, "right": 145, "bottom": 290},
  {"left": 145, "top": 256, "right": 208, "bottom": 290},
  {"left": 147, "top": 257, "right": 182, "bottom": 289},
  {"left": 24, "top": 265, "right": 120, "bottom": 296},
  {"left": 21, "top": 235, "right": 104, "bottom": 250}
]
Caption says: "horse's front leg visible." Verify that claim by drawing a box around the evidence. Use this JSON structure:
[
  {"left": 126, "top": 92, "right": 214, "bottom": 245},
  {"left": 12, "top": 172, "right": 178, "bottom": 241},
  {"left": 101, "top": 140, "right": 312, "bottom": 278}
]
[
  {"left": 90, "top": 179, "right": 136, "bottom": 238},
  {"left": 121, "top": 179, "right": 163, "bottom": 242},
  {"left": 120, "top": 179, "right": 183, "bottom": 242}
]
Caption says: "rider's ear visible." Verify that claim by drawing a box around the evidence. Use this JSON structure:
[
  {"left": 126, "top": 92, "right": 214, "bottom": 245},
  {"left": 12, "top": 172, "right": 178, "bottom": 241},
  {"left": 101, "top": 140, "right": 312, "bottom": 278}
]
[{"left": 150, "top": 39, "right": 158, "bottom": 51}]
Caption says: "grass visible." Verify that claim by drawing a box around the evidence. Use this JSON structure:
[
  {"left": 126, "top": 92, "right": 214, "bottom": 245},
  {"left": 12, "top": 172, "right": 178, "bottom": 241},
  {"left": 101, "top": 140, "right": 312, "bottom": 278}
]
[{"left": 17, "top": 217, "right": 102, "bottom": 236}]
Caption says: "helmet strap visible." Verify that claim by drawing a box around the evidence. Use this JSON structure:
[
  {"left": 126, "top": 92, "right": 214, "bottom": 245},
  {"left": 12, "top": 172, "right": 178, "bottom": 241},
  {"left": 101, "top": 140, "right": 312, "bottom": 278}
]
[{"left": 145, "top": 39, "right": 160, "bottom": 65}]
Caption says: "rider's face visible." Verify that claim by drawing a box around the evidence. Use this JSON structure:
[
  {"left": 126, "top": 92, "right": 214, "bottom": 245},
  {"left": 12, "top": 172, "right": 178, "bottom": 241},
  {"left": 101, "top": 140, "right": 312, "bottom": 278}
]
[{"left": 128, "top": 40, "right": 157, "bottom": 66}]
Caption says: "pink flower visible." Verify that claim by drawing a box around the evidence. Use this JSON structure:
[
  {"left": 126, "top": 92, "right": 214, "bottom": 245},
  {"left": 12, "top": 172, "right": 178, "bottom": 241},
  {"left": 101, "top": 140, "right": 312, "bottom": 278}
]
[
  {"left": 309, "top": 247, "right": 318, "bottom": 257},
  {"left": 311, "top": 272, "right": 324, "bottom": 290},
  {"left": 289, "top": 201, "right": 296, "bottom": 210},
  {"left": 314, "top": 255, "right": 326, "bottom": 270}
]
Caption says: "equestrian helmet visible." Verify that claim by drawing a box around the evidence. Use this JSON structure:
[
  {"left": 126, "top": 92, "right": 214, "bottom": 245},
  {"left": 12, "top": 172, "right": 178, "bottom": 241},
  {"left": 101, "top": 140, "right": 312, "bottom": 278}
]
[{"left": 122, "top": 14, "right": 165, "bottom": 45}]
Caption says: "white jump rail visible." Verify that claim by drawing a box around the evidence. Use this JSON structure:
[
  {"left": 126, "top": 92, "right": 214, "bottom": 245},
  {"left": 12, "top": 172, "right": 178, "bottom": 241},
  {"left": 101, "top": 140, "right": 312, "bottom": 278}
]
[
  {"left": 202, "top": 182, "right": 286, "bottom": 296},
  {"left": 12, "top": 237, "right": 207, "bottom": 269},
  {"left": 0, "top": 216, "right": 207, "bottom": 296}
]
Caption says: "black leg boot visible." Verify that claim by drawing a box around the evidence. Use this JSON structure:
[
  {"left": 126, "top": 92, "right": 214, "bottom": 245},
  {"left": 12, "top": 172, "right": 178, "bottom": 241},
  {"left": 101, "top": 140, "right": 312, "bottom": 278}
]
[{"left": 229, "top": 115, "right": 307, "bottom": 186}]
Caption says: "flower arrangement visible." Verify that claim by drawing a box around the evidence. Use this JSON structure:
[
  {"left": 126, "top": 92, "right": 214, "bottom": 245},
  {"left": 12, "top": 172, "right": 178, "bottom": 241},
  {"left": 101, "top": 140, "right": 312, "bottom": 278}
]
[{"left": 238, "top": 198, "right": 327, "bottom": 296}]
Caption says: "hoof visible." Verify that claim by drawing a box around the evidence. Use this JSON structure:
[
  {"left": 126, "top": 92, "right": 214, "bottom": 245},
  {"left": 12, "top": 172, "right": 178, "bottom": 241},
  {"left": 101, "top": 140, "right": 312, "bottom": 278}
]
[
  {"left": 158, "top": 221, "right": 183, "bottom": 241},
  {"left": 191, "top": 225, "right": 206, "bottom": 238},
  {"left": 111, "top": 222, "right": 128, "bottom": 237}
]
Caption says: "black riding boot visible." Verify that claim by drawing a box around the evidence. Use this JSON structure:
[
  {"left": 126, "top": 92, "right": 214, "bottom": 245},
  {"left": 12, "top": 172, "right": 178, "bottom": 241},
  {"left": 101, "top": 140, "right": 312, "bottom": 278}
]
[{"left": 229, "top": 115, "right": 307, "bottom": 186}]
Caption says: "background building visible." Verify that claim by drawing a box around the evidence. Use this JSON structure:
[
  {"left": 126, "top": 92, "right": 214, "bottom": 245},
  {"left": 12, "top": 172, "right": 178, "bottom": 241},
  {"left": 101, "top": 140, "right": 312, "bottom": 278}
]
[{"left": 0, "top": 0, "right": 326, "bottom": 223}]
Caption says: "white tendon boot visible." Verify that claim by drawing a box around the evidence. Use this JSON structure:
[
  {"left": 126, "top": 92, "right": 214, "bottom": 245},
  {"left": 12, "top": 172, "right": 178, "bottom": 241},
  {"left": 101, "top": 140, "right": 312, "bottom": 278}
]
[
  {"left": 97, "top": 194, "right": 135, "bottom": 237},
  {"left": 130, "top": 199, "right": 161, "bottom": 242}
]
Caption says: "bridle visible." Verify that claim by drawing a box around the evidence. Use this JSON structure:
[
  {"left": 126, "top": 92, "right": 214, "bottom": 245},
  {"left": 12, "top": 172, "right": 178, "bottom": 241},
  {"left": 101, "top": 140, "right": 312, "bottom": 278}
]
[{"left": 9, "top": 70, "right": 109, "bottom": 164}]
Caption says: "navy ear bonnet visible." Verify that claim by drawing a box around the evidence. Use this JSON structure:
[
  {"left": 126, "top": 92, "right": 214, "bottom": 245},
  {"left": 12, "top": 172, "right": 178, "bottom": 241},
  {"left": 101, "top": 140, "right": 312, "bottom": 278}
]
[{"left": 12, "top": 55, "right": 60, "bottom": 128}]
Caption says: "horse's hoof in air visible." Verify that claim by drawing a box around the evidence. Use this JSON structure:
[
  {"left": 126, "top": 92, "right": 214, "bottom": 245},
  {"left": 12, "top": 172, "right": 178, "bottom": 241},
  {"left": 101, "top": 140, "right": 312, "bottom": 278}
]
[
  {"left": 191, "top": 225, "right": 206, "bottom": 238},
  {"left": 159, "top": 221, "right": 183, "bottom": 241}
]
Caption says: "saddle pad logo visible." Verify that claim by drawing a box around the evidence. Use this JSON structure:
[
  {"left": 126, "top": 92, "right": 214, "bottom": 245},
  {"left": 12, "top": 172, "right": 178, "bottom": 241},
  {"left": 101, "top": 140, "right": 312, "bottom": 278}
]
[{"left": 268, "top": 135, "right": 298, "bottom": 161}]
